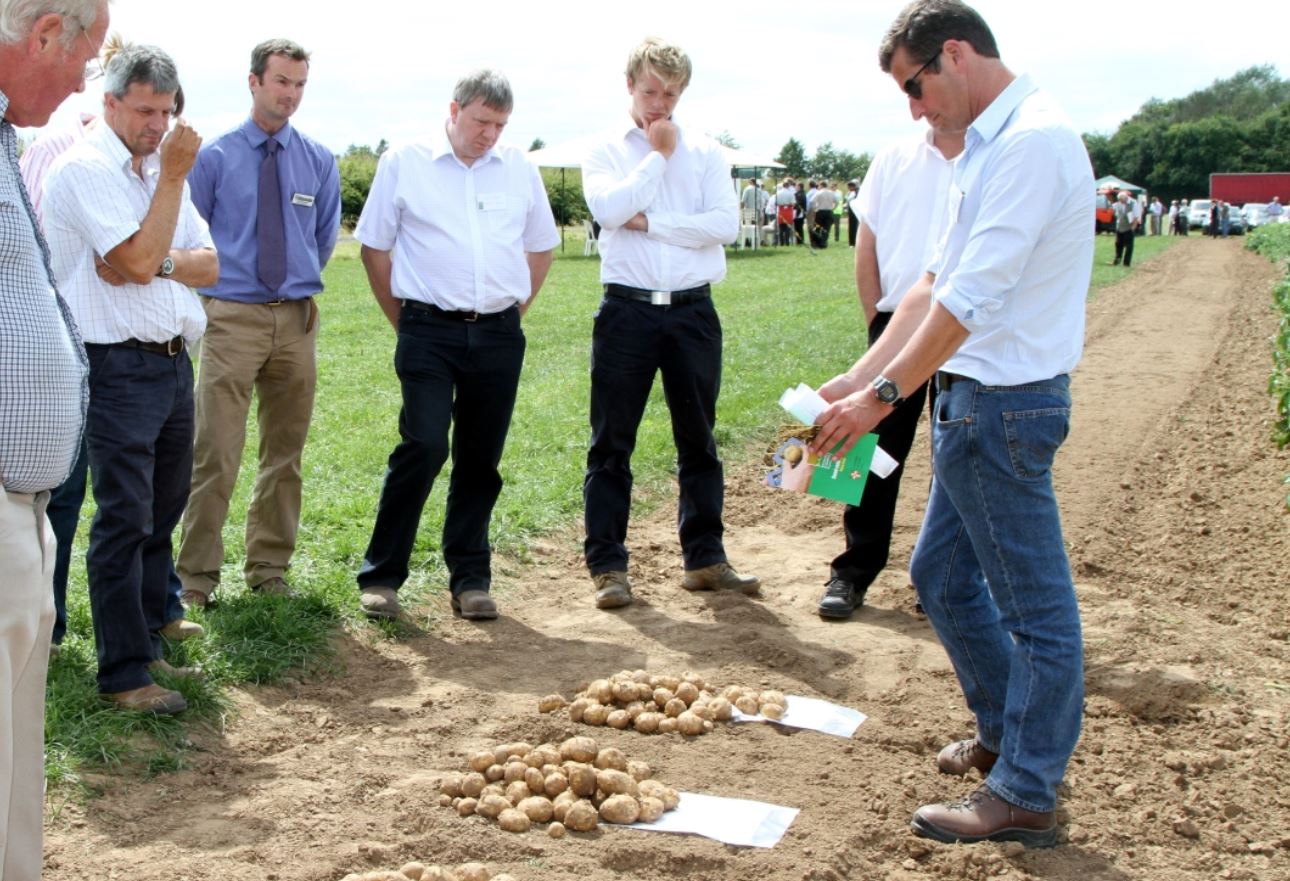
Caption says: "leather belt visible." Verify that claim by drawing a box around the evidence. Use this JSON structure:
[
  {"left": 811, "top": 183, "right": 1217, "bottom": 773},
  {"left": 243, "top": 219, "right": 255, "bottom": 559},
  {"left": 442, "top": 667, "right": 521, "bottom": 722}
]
[
  {"left": 401, "top": 300, "right": 513, "bottom": 322},
  {"left": 605, "top": 283, "right": 711, "bottom": 306},
  {"left": 936, "top": 371, "right": 973, "bottom": 392},
  {"left": 101, "top": 336, "right": 186, "bottom": 357}
]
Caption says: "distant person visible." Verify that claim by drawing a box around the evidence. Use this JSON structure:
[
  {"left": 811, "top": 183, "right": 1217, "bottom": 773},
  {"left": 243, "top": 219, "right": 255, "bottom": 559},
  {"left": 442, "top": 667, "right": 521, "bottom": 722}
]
[
  {"left": 831, "top": 180, "right": 844, "bottom": 241},
  {"left": 352, "top": 69, "right": 558, "bottom": 621},
  {"left": 1110, "top": 190, "right": 1137, "bottom": 266},
  {"left": 1267, "top": 196, "right": 1283, "bottom": 222},
  {"left": 1167, "top": 199, "right": 1178, "bottom": 235},
  {"left": 1219, "top": 201, "right": 1230, "bottom": 237},
  {"left": 1148, "top": 196, "right": 1162, "bottom": 235},
  {"left": 794, "top": 178, "right": 807, "bottom": 244},
  {"left": 44, "top": 43, "right": 217, "bottom": 715},
  {"left": 1178, "top": 198, "right": 1190, "bottom": 235},
  {"left": 845, "top": 178, "right": 859, "bottom": 246},
  {"left": 581, "top": 36, "right": 757, "bottom": 610},
  {"left": 808, "top": 179, "right": 838, "bottom": 247},
  {"left": 776, "top": 178, "right": 796, "bottom": 244},
  {"left": 178, "top": 38, "right": 341, "bottom": 608},
  {"left": 0, "top": 0, "right": 107, "bottom": 873},
  {"left": 1209, "top": 200, "right": 1220, "bottom": 237}
]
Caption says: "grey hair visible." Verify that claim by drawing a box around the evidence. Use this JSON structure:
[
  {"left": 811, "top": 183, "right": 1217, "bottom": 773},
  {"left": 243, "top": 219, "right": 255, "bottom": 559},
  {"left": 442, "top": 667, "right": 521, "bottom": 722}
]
[
  {"left": 0, "top": 0, "right": 105, "bottom": 48},
  {"left": 104, "top": 42, "right": 179, "bottom": 99},
  {"left": 452, "top": 69, "right": 513, "bottom": 113}
]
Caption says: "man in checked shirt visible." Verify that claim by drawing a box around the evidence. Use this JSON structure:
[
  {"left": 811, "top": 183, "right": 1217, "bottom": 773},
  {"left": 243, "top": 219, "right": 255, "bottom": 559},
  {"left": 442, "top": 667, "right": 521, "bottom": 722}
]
[{"left": 0, "top": 1, "right": 108, "bottom": 874}]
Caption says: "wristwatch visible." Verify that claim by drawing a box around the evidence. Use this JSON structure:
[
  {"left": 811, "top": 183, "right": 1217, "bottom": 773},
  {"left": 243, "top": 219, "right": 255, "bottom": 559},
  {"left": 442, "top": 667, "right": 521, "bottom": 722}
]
[
  {"left": 157, "top": 255, "right": 175, "bottom": 278},
  {"left": 872, "top": 374, "right": 904, "bottom": 407}
]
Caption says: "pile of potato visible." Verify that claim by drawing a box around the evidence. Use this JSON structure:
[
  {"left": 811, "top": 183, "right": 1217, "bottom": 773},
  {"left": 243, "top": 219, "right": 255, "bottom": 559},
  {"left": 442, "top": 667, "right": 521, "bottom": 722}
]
[
  {"left": 438, "top": 736, "right": 680, "bottom": 834},
  {"left": 341, "top": 861, "right": 512, "bottom": 881},
  {"left": 537, "top": 670, "right": 788, "bottom": 736}
]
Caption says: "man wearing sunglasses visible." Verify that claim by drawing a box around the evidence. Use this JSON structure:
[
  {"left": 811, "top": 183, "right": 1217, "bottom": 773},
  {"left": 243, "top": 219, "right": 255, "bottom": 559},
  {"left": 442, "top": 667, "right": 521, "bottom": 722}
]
[
  {"left": 44, "top": 43, "right": 217, "bottom": 716},
  {"left": 812, "top": 0, "right": 1093, "bottom": 847}
]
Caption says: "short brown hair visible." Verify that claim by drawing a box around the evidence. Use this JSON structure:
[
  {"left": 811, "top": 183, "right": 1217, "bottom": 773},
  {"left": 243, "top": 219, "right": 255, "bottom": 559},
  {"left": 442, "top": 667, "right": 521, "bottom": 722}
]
[
  {"left": 879, "top": 0, "right": 999, "bottom": 73},
  {"left": 625, "top": 37, "right": 691, "bottom": 90},
  {"left": 251, "top": 38, "right": 309, "bottom": 79}
]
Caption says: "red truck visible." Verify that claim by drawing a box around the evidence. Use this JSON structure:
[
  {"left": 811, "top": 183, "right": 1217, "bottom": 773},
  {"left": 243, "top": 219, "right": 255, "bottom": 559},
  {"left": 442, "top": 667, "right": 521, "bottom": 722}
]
[{"left": 1210, "top": 173, "right": 1290, "bottom": 204}]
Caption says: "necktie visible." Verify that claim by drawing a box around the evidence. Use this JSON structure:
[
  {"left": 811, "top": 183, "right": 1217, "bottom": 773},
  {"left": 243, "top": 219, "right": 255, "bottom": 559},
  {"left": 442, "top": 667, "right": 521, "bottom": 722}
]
[{"left": 257, "top": 137, "right": 286, "bottom": 293}]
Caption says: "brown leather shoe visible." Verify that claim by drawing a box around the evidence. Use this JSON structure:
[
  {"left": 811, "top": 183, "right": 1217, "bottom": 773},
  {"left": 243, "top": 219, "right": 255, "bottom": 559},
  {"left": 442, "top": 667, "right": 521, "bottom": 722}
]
[
  {"left": 251, "top": 576, "right": 297, "bottom": 597},
  {"left": 451, "top": 590, "right": 498, "bottom": 620},
  {"left": 150, "top": 659, "right": 203, "bottom": 680},
  {"left": 912, "top": 785, "right": 1057, "bottom": 848},
  {"left": 179, "top": 588, "right": 210, "bottom": 609},
  {"left": 106, "top": 683, "right": 188, "bottom": 715},
  {"left": 681, "top": 562, "right": 761, "bottom": 595},
  {"left": 593, "top": 571, "right": 633, "bottom": 609},
  {"left": 937, "top": 738, "right": 999, "bottom": 776},
  {"left": 360, "top": 586, "right": 401, "bottom": 620},
  {"left": 159, "top": 617, "right": 204, "bottom": 641}
]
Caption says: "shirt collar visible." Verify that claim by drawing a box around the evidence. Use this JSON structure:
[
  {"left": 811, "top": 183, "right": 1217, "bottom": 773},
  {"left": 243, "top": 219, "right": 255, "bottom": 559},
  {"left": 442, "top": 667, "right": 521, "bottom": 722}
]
[
  {"left": 430, "top": 119, "right": 498, "bottom": 168},
  {"left": 619, "top": 110, "right": 683, "bottom": 141},
  {"left": 241, "top": 116, "right": 295, "bottom": 151},
  {"left": 89, "top": 120, "right": 155, "bottom": 176},
  {"left": 968, "top": 73, "right": 1038, "bottom": 148}
]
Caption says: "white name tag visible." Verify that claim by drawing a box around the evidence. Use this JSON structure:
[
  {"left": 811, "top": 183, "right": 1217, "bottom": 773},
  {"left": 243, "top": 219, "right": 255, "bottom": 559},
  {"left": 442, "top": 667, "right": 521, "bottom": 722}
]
[
  {"left": 477, "top": 192, "right": 506, "bottom": 211},
  {"left": 292, "top": 193, "right": 315, "bottom": 207}
]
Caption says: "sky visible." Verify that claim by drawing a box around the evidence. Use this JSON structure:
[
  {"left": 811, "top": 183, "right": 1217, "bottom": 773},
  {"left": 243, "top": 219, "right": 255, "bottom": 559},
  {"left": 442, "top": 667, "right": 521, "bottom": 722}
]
[{"left": 27, "top": 0, "right": 1290, "bottom": 162}]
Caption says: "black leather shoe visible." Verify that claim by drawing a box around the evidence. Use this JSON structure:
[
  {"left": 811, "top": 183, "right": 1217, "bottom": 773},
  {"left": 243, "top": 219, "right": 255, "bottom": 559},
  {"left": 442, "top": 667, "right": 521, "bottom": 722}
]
[
  {"left": 912, "top": 785, "right": 1057, "bottom": 848},
  {"left": 817, "top": 577, "right": 866, "bottom": 619}
]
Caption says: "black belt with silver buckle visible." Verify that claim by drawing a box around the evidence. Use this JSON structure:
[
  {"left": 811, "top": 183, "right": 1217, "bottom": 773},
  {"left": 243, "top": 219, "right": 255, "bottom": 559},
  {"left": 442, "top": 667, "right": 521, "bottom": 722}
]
[
  {"left": 401, "top": 300, "right": 512, "bottom": 322},
  {"left": 108, "top": 336, "right": 186, "bottom": 357},
  {"left": 605, "top": 283, "right": 711, "bottom": 306},
  {"left": 936, "top": 371, "right": 973, "bottom": 392}
]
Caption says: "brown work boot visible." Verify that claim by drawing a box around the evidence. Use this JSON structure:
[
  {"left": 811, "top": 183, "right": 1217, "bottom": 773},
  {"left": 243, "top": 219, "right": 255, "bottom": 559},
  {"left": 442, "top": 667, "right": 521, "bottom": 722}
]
[
  {"left": 179, "top": 588, "right": 210, "bottom": 610},
  {"left": 593, "top": 571, "right": 633, "bottom": 609},
  {"left": 911, "top": 784, "right": 1057, "bottom": 848},
  {"left": 360, "top": 586, "right": 401, "bottom": 620},
  {"left": 150, "top": 658, "right": 203, "bottom": 680},
  {"left": 451, "top": 590, "right": 498, "bottom": 621},
  {"left": 159, "top": 617, "right": 204, "bottom": 641},
  {"left": 106, "top": 683, "right": 188, "bottom": 715},
  {"left": 681, "top": 562, "right": 760, "bottom": 595},
  {"left": 937, "top": 738, "right": 999, "bottom": 776},
  {"left": 251, "top": 576, "right": 297, "bottom": 597}
]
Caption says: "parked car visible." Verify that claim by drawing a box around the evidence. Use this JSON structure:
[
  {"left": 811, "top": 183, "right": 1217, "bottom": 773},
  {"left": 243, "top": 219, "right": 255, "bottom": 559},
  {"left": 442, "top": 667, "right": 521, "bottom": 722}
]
[
  {"left": 1242, "top": 203, "right": 1268, "bottom": 229},
  {"left": 1188, "top": 199, "right": 1213, "bottom": 231},
  {"left": 1225, "top": 209, "right": 1245, "bottom": 236}
]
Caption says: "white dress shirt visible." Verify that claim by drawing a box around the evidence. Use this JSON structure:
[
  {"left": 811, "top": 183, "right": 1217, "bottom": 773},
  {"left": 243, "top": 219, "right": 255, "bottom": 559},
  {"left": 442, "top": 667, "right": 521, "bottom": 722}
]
[
  {"left": 932, "top": 74, "right": 1094, "bottom": 386},
  {"left": 856, "top": 130, "right": 955, "bottom": 313},
  {"left": 583, "top": 115, "right": 738, "bottom": 292},
  {"left": 17, "top": 112, "right": 93, "bottom": 227},
  {"left": 43, "top": 123, "right": 212, "bottom": 347},
  {"left": 354, "top": 126, "right": 559, "bottom": 313}
]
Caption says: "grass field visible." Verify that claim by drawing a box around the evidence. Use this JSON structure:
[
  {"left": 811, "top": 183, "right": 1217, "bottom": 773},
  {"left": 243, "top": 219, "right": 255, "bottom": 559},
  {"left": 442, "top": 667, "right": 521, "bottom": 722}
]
[{"left": 45, "top": 227, "right": 1177, "bottom": 788}]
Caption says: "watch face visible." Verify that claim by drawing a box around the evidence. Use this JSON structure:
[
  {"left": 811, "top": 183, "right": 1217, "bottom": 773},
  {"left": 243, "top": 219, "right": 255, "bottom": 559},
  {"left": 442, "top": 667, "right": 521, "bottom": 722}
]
[
  {"left": 160, "top": 257, "right": 175, "bottom": 276},
  {"left": 874, "top": 379, "right": 900, "bottom": 404}
]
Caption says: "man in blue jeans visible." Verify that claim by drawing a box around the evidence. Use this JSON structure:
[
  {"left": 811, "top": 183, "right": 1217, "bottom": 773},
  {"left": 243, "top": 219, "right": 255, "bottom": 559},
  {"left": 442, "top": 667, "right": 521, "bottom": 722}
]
[{"left": 813, "top": 0, "right": 1093, "bottom": 847}]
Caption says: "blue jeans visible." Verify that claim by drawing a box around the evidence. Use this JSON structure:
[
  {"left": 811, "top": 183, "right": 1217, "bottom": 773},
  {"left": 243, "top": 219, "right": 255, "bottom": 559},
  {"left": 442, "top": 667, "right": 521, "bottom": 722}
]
[{"left": 910, "top": 374, "right": 1083, "bottom": 813}]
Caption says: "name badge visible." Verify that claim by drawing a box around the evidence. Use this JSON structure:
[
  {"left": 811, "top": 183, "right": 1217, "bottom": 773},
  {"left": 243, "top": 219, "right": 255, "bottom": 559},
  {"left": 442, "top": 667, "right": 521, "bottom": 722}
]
[
  {"left": 292, "top": 193, "right": 315, "bottom": 207},
  {"left": 477, "top": 192, "right": 506, "bottom": 211}
]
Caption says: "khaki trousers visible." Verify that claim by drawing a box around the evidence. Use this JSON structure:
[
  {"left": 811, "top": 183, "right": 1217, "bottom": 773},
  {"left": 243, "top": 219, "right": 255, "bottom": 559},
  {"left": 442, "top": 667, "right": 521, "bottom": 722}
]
[
  {"left": 177, "top": 297, "right": 317, "bottom": 596},
  {"left": 0, "top": 487, "right": 55, "bottom": 881}
]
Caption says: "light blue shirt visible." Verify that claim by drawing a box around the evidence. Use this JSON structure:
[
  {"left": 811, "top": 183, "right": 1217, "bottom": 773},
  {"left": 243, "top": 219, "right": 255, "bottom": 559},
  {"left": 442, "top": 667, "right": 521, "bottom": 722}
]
[
  {"left": 932, "top": 75, "right": 1095, "bottom": 386},
  {"left": 188, "top": 118, "right": 340, "bottom": 303}
]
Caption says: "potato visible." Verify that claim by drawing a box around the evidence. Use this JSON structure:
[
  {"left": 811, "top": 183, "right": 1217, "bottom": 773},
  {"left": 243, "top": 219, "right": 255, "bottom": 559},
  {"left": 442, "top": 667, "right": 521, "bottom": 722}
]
[
  {"left": 633, "top": 711, "right": 661, "bottom": 734},
  {"left": 548, "top": 821, "right": 566, "bottom": 839},
  {"left": 567, "top": 763, "right": 598, "bottom": 797},
  {"left": 657, "top": 717, "right": 678, "bottom": 734},
  {"left": 568, "top": 697, "right": 592, "bottom": 723},
  {"left": 457, "top": 797, "right": 478, "bottom": 816},
  {"left": 722, "top": 685, "right": 744, "bottom": 702},
  {"left": 400, "top": 863, "right": 427, "bottom": 881},
  {"left": 657, "top": 674, "right": 681, "bottom": 691},
  {"left": 652, "top": 687, "right": 674, "bottom": 708},
  {"left": 596, "top": 769, "right": 638, "bottom": 797},
  {"left": 587, "top": 679, "right": 613, "bottom": 703},
  {"left": 493, "top": 876, "right": 517, "bottom": 881},
  {"left": 456, "top": 864, "right": 490, "bottom": 881},
  {"left": 734, "top": 695, "right": 760, "bottom": 715},
  {"left": 761, "top": 702, "right": 786, "bottom": 721},
  {"left": 663, "top": 697, "right": 687, "bottom": 718},
  {"left": 681, "top": 671, "right": 706, "bottom": 690},
  {"left": 504, "top": 781, "right": 530, "bottom": 804},
  {"left": 530, "top": 744, "right": 561, "bottom": 768},
  {"left": 551, "top": 789, "right": 577, "bottom": 821},
  {"left": 631, "top": 669, "right": 651, "bottom": 683},
  {"left": 626, "top": 760, "right": 652, "bottom": 781},
  {"left": 594, "top": 747, "right": 627, "bottom": 770},
  {"left": 480, "top": 783, "right": 505, "bottom": 800},
  {"left": 675, "top": 681, "right": 700, "bottom": 705},
  {"left": 660, "top": 786, "right": 680, "bottom": 810},
  {"left": 422, "top": 869, "right": 460, "bottom": 881},
  {"left": 537, "top": 694, "right": 566, "bottom": 714},
  {"left": 677, "top": 710, "right": 706, "bottom": 736},
  {"left": 689, "top": 702, "right": 715, "bottom": 722},
  {"left": 637, "top": 795, "right": 666, "bottom": 823},
  {"left": 703, "top": 720, "right": 714, "bottom": 733},
  {"left": 606, "top": 709, "right": 631, "bottom": 730},
  {"left": 440, "top": 774, "right": 463, "bottom": 797},
  {"left": 710, "top": 697, "right": 734, "bottom": 721},
  {"left": 438, "top": 793, "right": 453, "bottom": 807},
  {"left": 517, "top": 796, "right": 554, "bottom": 823},
  {"left": 484, "top": 763, "right": 505, "bottom": 782},
  {"left": 624, "top": 700, "right": 646, "bottom": 719},
  {"left": 522, "top": 766, "right": 544, "bottom": 794},
  {"left": 582, "top": 704, "right": 611, "bottom": 726},
  {"left": 503, "top": 761, "right": 527, "bottom": 783},
  {"left": 460, "top": 772, "right": 486, "bottom": 799},
  {"left": 493, "top": 742, "right": 531, "bottom": 764},
  {"left": 498, "top": 807, "right": 530, "bottom": 833},
  {"left": 611, "top": 679, "right": 638, "bottom": 703},
  {"left": 543, "top": 772, "right": 568, "bottom": 798},
  {"left": 760, "top": 690, "right": 786, "bottom": 707},
  {"left": 563, "top": 799, "right": 599, "bottom": 832},
  {"left": 475, "top": 793, "right": 511, "bottom": 819},
  {"left": 468, "top": 750, "right": 495, "bottom": 773},
  {"left": 599, "top": 793, "right": 641, "bottom": 825},
  {"left": 559, "top": 737, "right": 599, "bottom": 763}
]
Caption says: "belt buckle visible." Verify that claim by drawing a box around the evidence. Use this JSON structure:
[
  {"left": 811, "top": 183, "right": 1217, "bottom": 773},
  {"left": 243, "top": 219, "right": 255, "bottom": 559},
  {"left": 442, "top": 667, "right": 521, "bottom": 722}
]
[
  {"left": 464, "top": 311, "right": 480, "bottom": 322},
  {"left": 167, "top": 337, "right": 183, "bottom": 357},
  {"left": 650, "top": 290, "right": 671, "bottom": 306},
  {"left": 265, "top": 298, "right": 287, "bottom": 307}
]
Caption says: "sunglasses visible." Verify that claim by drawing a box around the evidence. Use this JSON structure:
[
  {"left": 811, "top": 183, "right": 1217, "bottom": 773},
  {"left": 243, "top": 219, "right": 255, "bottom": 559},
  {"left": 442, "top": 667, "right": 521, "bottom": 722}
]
[{"left": 903, "top": 48, "right": 942, "bottom": 100}]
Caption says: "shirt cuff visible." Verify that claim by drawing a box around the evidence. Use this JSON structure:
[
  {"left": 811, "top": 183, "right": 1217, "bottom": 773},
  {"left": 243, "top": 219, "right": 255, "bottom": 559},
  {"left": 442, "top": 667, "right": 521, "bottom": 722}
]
[
  {"left": 934, "top": 283, "right": 1001, "bottom": 333},
  {"left": 644, "top": 210, "right": 676, "bottom": 241}
]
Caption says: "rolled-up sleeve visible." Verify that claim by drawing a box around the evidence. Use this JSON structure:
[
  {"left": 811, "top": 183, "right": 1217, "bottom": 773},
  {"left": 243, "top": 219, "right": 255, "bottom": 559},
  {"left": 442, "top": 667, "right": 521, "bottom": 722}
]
[
  {"left": 522, "top": 160, "right": 560, "bottom": 253},
  {"left": 353, "top": 150, "right": 400, "bottom": 251}
]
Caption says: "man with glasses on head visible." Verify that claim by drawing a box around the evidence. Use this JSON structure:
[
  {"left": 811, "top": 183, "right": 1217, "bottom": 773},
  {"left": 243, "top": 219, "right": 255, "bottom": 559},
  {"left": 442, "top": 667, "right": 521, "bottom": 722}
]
[
  {"left": 0, "top": 0, "right": 107, "bottom": 873},
  {"left": 44, "top": 42, "right": 218, "bottom": 716},
  {"left": 813, "top": 0, "right": 1092, "bottom": 847},
  {"left": 177, "top": 38, "right": 340, "bottom": 610}
]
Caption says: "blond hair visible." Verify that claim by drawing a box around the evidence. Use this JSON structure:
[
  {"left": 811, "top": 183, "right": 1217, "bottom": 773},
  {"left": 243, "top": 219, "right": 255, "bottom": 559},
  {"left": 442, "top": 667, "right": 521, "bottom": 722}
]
[{"left": 625, "top": 36, "right": 691, "bottom": 90}]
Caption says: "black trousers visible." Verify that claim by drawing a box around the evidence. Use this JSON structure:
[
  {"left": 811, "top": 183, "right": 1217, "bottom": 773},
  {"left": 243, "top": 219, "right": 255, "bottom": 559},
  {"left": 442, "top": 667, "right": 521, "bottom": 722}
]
[
  {"left": 848, "top": 212, "right": 859, "bottom": 247},
  {"left": 810, "top": 210, "right": 833, "bottom": 248},
  {"left": 831, "top": 310, "right": 932, "bottom": 587},
  {"left": 584, "top": 295, "right": 725, "bottom": 574},
  {"left": 1113, "top": 229, "right": 1135, "bottom": 266},
  {"left": 357, "top": 304, "right": 525, "bottom": 596}
]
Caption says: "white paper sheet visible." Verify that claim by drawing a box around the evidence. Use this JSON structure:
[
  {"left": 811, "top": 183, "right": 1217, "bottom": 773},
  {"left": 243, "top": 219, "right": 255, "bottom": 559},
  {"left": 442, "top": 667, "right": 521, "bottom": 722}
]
[
  {"left": 731, "top": 694, "right": 867, "bottom": 739},
  {"left": 628, "top": 791, "right": 799, "bottom": 848},
  {"left": 778, "top": 384, "right": 899, "bottom": 478}
]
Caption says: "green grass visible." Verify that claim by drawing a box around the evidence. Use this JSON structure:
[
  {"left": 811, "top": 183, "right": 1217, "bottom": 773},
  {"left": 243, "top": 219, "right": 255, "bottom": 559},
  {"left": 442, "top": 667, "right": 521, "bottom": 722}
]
[
  {"left": 1088, "top": 232, "right": 1178, "bottom": 291},
  {"left": 46, "top": 226, "right": 1171, "bottom": 787}
]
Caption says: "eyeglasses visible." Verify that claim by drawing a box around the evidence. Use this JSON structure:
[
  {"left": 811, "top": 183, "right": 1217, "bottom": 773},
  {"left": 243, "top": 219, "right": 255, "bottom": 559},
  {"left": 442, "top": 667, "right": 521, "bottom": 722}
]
[
  {"left": 903, "top": 48, "right": 942, "bottom": 100},
  {"left": 81, "top": 28, "right": 104, "bottom": 82}
]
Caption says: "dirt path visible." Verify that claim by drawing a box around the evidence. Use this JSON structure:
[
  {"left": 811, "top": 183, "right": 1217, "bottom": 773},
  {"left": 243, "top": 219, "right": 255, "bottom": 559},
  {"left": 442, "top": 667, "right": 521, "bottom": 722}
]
[{"left": 44, "top": 238, "right": 1290, "bottom": 881}]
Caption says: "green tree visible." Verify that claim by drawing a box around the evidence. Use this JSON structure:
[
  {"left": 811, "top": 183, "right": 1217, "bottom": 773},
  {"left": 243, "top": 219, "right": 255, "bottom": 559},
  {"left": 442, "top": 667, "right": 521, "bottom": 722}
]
[
  {"left": 714, "top": 130, "right": 740, "bottom": 149},
  {"left": 529, "top": 137, "right": 545, "bottom": 151},
  {"left": 542, "top": 168, "right": 587, "bottom": 225},
  {"left": 338, "top": 143, "right": 381, "bottom": 227},
  {"left": 776, "top": 138, "right": 808, "bottom": 178}
]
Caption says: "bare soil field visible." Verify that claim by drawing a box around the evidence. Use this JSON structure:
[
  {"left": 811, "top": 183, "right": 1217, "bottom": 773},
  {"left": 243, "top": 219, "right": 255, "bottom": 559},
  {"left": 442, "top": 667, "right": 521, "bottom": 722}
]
[{"left": 45, "top": 237, "right": 1290, "bottom": 881}]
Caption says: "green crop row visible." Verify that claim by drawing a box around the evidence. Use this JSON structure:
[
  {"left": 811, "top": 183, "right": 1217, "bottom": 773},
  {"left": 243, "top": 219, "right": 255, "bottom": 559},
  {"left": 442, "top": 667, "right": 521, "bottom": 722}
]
[{"left": 1244, "top": 224, "right": 1290, "bottom": 507}]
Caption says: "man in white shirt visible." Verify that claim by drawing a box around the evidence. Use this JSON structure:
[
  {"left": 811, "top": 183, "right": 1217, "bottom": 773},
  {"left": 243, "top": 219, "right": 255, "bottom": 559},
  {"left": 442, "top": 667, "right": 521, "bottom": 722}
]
[
  {"left": 582, "top": 37, "right": 756, "bottom": 610},
  {"left": 353, "top": 69, "right": 558, "bottom": 622},
  {"left": 775, "top": 179, "right": 796, "bottom": 244},
  {"left": 818, "top": 121, "right": 963, "bottom": 621},
  {"left": 44, "top": 43, "right": 217, "bottom": 715},
  {"left": 813, "top": 0, "right": 1092, "bottom": 847}
]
